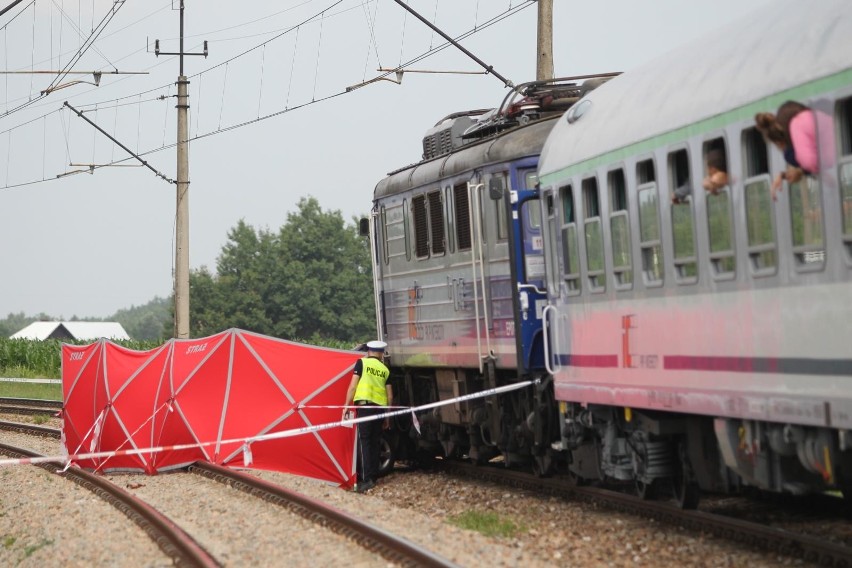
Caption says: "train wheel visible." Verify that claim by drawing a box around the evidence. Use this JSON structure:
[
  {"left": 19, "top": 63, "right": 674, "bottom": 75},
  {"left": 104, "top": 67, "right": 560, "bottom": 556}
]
[
  {"left": 532, "top": 452, "right": 554, "bottom": 478},
  {"left": 566, "top": 468, "right": 585, "bottom": 488},
  {"left": 635, "top": 479, "right": 656, "bottom": 500},
  {"left": 378, "top": 436, "right": 396, "bottom": 476},
  {"left": 671, "top": 442, "right": 700, "bottom": 509}
]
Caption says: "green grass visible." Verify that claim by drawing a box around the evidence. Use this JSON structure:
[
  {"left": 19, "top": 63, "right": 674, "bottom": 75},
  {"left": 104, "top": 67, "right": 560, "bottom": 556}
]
[
  {"left": 23, "top": 539, "right": 53, "bottom": 558},
  {"left": 3, "top": 536, "right": 15, "bottom": 549},
  {"left": 0, "top": 382, "right": 61, "bottom": 401},
  {"left": 447, "top": 510, "right": 524, "bottom": 538}
]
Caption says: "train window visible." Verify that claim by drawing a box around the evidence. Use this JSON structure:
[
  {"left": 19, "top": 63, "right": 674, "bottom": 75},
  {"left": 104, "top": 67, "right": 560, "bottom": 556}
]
[
  {"left": 560, "top": 184, "right": 581, "bottom": 294},
  {"left": 704, "top": 139, "right": 735, "bottom": 278},
  {"left": 742, "top": 128, "right": 769, "bottom": 177},
  {"left": 744, "top": 180, "right": 777, "bottom": 274},
  {"left": 427, "top": 190, "right": 446, "bottom": 255},
  {"left": 412, "top": 194, "right": 429, "bottom": 258},
  {"left": 789, "top": 176, "right": 825, "bottom": 270},
  {"left": 454, "top": 183, "right": 472, "bottom": 251},
  {"left": 638, "top": 183, "right": 663, "bottom": 286},
  {"left": 838, "top": 96, "right": 852, "bottom": 257},
  {"left": 669, "top": 149, "right": 697, "bottom": 282},
  {"left": 525, "top": 171, "right": 542, "bottom": 228},
  {"left": 381, "top": 207, "right": 389, "bottom": 265},
  {"left": 608, "top": 168, "right": 633, "bottom": 289},
  {"left": 637, "top": 159, "right": 656, "bottom": 184},
  {"left": 742, "top": 128, "right": 776, "bottom": 274},
  {"left": 492, "top": 174, "right": 509, "bottom": 241},
  {"left": 582, "top": 177, "right": 605, "bottom": 292}
]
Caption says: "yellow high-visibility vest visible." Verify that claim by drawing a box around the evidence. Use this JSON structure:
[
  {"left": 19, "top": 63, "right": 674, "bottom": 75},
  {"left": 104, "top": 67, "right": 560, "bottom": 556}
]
[{"left": 354, "top": 357, "right": 390, "bottom": 406}]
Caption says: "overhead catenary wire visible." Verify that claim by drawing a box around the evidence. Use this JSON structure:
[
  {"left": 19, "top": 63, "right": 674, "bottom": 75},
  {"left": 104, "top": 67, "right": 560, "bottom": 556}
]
[{"left": 2, "top": 0, "right": 534, "bottom": 191}]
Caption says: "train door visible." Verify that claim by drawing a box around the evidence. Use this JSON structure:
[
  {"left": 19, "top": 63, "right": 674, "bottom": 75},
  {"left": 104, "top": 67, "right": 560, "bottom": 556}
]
[{"left": 507, "top": 168, "right": 547, "bottom": 372}]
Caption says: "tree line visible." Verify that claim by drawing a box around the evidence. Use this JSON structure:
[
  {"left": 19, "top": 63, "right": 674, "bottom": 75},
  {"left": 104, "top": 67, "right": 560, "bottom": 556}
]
[{"left": 1, "top": 197, "right": 376, "bottom": 345}]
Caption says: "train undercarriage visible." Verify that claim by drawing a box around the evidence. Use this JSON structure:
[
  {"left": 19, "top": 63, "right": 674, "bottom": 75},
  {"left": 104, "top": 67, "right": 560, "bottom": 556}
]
[{"left": 381, "top": 365, "right": 852, "bottom": 511}]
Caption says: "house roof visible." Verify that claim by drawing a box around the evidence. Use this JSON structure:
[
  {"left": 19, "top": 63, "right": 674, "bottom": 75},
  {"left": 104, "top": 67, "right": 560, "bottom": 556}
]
[{"left": 10, "top": 321, "right": 131, "bottom": 341}]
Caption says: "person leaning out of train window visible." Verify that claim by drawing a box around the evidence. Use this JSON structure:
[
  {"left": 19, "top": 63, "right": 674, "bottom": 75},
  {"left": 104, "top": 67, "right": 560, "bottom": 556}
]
[
  {"left": 702, "top": 149, "right": 729, "bottom": 196},
  {"left": 755, "top": 101, "right": 835, "bottom": 200},
  {"left": 343, "top": 340, "right": 392, "bottom": 493}
]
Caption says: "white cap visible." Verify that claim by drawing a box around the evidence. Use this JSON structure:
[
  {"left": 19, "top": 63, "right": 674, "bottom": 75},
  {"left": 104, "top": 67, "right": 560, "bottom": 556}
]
[{"left": 366, "top": 340, "right": 387, "bottom": 352}]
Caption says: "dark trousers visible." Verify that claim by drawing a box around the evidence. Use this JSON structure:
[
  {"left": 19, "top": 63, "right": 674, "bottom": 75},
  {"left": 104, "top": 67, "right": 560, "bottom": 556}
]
[{"left": 356, "top": 404, "right": 383, "bottom": 483}]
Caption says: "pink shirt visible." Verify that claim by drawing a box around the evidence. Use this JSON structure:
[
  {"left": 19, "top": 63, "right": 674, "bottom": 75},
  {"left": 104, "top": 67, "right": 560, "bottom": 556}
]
[{"left": 789, "top": 110, "right": 835, "bottom": 173}]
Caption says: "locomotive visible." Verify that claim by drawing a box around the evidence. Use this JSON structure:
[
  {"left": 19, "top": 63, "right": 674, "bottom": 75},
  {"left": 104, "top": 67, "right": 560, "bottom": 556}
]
[{"left": 365, "top": 0, "right": 852, "bottom": 508}]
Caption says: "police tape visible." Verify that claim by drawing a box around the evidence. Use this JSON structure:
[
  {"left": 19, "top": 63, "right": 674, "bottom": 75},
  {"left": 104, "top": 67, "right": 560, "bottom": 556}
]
[{"left": 0, "top": 378, "right": 539, "bottom": 468}]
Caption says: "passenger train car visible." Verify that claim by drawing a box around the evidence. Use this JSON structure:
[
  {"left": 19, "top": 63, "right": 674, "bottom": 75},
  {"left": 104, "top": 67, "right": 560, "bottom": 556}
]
[{"left": 367, "top": 0, "right": 852, "bottom": 507}]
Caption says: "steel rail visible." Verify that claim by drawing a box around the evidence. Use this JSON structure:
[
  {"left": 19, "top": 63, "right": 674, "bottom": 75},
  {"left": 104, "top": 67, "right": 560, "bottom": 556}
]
[
  {"left": 0, "top": 397, "right": 63, "bottom": 408},
  {"left": 0, "top": 442, "right": 220, "bottom": 568},
  {"left": 435, "top": 459, "right": 852, "bottom": 567},
  {"left": 189, "top": 461, "right": 459, "bottom": 568},
  {"left": 0, "top": 420, "right": 60, "bottom": 438}
]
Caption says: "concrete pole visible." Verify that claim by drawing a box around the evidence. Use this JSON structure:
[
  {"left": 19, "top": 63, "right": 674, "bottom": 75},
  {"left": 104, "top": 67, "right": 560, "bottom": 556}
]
[
  {"left": 175, "top": 74, "right": 190, "bottom": 339},
  {"left": 536, "top": 0, "right": 554, "bottom": 81},
  {"left": 174, "top": 0, "right": 190, "bottom": 339}
]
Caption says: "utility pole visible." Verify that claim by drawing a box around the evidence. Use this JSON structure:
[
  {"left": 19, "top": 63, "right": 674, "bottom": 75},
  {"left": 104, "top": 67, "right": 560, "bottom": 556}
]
[
  {"left": 536, "top": 0, "right": 554, "bottom": 81},
  {"left": 154, "top": 1, "right": 207, "bottom": 339}
]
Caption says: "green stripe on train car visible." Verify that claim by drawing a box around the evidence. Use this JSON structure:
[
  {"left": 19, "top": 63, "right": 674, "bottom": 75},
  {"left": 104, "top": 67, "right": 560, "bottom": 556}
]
[{"left": 540, "top": 67, "right": 852, "bottom": 186}]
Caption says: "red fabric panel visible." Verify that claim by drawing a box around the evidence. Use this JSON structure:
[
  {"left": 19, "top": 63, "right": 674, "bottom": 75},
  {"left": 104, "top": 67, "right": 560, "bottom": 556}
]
[
  {"left": 62, "top": 330, "right": 360, "bottom": 487},
  {"left": 61, "top": 341, "right": 106, "bottom": 469}
]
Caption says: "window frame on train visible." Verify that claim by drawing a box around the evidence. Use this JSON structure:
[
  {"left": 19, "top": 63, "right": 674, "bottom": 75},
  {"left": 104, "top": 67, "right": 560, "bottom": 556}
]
[
  {"left": 741, "top": 127, "right": 778, "bottom": 276},
  {"left": 608, "top": 167, "right": 633, "bottom": 290},
  {"left": 636, "top": 158, "right": 664, "bottom": 287},
  {"left": 668, "top": 147, "right": 699, "bottom": 284},
  {"left": 582, "top": 176, "right": 606, "bottom": 293},
  {"left": 559, "top": 183, "right": 582, "bottom": 295},
  {"left": 836, "top": 95, "right": 852, "bottom": 263},
  {"left": 703, "top": 137, "right": 736, "bottom": 280}
]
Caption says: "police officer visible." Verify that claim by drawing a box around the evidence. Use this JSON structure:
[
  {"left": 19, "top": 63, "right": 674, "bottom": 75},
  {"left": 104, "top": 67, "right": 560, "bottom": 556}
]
[{"left": 344, "top": 340, "right": 392, "bottom": 492}]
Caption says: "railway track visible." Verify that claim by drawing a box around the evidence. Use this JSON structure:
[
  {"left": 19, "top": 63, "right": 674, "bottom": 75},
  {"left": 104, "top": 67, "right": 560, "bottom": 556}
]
[
  {"left": 0, "top": 437, "right": 218, "bottom": 567},
  {"left": 432, "top": 459, "right": 852, "bottom": 567},
  {"left": 0, "top": 420, "right": 458, "bottom": 568},
  {"left": 0, "top": 396, "right": 62, "bottom": 416}
]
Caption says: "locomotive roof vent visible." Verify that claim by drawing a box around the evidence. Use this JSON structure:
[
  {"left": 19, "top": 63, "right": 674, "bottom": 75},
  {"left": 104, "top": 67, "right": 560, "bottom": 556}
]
[{"left": 422, "top": 109, "right": 490, "bottom": 160}]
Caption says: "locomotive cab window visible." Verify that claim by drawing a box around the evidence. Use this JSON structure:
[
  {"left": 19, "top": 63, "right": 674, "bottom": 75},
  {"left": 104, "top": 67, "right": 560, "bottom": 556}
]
[
  {"left": 838, "top": 96, "right": 852, "bottom": 261},
  {"left": 582, "top": 176, "right": 605, "bottom": 292},
  {"left": 608, "top": 168, "right": 633, "bottom": 289},
  {"left": 704, "top": 139, "right": 736, "bottom": 279},
  {"left": 560, "top": 184, "right": 581, "bottom": 294},
  {"left": 637, "top": 159, "right": 663, "bottom": 286},
  {"left": 742, "top": 127, "right": 777, "bottom": 275},
  {"left": 669, "top": 149, "right": 698, "bottom": 283}
]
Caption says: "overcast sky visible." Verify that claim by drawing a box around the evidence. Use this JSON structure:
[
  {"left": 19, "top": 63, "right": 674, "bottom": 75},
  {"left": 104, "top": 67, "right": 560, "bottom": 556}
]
[{"left": 0, "top": 0, "right": 773, "bottom": 320}]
